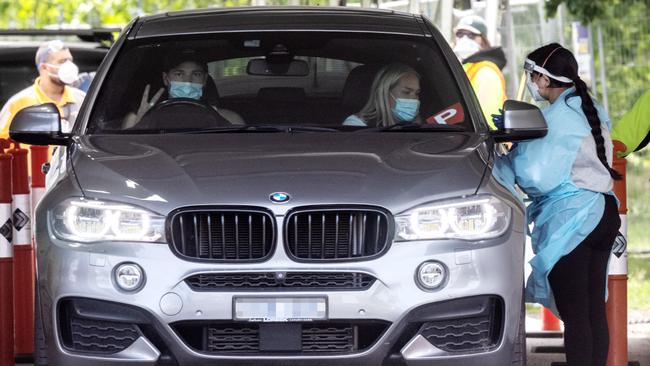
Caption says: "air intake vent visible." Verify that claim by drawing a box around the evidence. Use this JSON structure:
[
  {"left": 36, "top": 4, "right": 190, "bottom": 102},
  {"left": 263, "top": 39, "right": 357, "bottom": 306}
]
[
  {"left": 172, "top": 321, "right": 389, "bottom": 355},
  {"left": 169, "top": 208, "right": 275, "bottom": 262},
  {"left": 419, "top": 297, "right": 503, "bottom": 353},
  {"left": 302, "top": 324, "right": 354, "bottom": 353},
  {"left": 186, "top": 272, "right": 376, "bottom": 291},
  {"left": 68, "top": 317, "right": 140, "bottom": 354},
  {"left": 285, "top": 208, "right": 391, "bottom": 261}
]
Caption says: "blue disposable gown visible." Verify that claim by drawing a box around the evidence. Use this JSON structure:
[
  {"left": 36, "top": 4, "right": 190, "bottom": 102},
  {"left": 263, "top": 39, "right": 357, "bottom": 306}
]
[{"left": 499, "top": 87, "right": 616, "bottom": 315}]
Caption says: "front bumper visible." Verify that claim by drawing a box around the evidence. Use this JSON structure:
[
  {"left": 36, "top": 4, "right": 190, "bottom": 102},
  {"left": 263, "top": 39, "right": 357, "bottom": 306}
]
[{"left": 37, "top": 228, "right": 525, "bottom": 366}]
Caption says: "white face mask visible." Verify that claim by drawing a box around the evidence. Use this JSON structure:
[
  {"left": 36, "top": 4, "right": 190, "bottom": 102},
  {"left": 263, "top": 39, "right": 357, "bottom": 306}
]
[
  {"left": 453, "top": 36, "right": 481, "bottom": 60},
  {"left": 526, "top": 77, "right": 546, "bottom": 102},
  {"left": 46, "top": 60, "right": 79, "bottom": 85}
]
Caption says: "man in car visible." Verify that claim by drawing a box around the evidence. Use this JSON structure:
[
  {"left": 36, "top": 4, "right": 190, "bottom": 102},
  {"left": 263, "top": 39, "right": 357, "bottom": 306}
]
[
  {"left": 122, "top": 51, "right": 243, "bottom": 128},
  {"left": 0, "top": 39, "right": 85, "bottom": 139}
]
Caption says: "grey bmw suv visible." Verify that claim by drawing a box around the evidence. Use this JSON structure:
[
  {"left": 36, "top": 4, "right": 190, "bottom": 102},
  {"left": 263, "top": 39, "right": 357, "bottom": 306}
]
[{"left": 10, "top": 7, "right": 547, "bottom": 366}]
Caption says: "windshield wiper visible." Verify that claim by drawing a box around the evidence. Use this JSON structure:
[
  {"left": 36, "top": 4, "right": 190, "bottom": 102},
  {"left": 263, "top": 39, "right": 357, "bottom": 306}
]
[
  {"left": 359, "top": 123, "right": 466, "bottom": 132},
  {"left": 181, "top": 125, "right": 340, "bottom": 134}
]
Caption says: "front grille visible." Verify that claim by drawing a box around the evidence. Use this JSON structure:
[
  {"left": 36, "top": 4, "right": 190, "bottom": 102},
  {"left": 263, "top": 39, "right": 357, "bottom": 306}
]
[
  {"left": 419, "top": 297, "right": 503, "bottom": 353},
  {"left": 173, "top": 321, "right": 389, "bottom": 355},
  {"left": 185, "top": 272, "right": 376, "bottom": 291},
  {"left": 285, "top": 208, "right": 391, "bottom": 261},
  {"left": 169, "top": 208, "right": 275, "bottom": 261}
]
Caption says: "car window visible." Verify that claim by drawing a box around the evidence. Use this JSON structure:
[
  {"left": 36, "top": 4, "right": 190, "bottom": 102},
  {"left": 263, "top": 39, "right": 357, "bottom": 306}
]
[{"left": 88, "top": 32, "right": 471, "bottom": 133}]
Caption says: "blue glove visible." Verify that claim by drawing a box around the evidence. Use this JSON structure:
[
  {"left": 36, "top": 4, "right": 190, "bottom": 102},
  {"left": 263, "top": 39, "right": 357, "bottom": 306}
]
[{"left": 491, "top": 109, "right": 504, "bottom": 130}]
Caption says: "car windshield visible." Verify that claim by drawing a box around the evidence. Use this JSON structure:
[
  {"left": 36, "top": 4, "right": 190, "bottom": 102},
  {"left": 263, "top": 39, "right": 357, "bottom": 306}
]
[{"left": 87, "top": 32, "right": 472, "bottom": 134}]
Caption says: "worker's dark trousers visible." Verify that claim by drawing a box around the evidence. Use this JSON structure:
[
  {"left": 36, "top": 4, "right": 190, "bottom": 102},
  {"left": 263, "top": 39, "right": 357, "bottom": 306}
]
[{"left": 548, "top": 194, "right": 620, "bottom": 366}]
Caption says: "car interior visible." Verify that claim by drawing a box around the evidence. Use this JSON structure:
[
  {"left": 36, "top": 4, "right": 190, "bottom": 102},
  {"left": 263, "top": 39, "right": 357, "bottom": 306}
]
[{"left": 88, "top": 32, "right": 471, "bottom": 133}]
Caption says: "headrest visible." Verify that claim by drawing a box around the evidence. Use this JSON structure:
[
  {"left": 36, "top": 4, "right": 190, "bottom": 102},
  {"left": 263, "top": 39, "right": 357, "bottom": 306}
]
[
  {"left": 257, "top": 87, "right": 306, "bottom": 103},
  {"left": 203, "top": 75, "right": 220, "bottom": 105},
  {"left": 341, "top": 64, "right": 382, "bottom": 112}
]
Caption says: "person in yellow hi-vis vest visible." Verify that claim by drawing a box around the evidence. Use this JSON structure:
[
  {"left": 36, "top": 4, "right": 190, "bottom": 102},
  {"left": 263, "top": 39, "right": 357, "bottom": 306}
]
[
  {"left": 452, "top": 15, "right": 507, "bottom": 129},
  {"left": 0, "top": 40, "right": 85, "bottom": 140},
  {"left": 611, "top": 88, "right": 650, "bottom": 157}
]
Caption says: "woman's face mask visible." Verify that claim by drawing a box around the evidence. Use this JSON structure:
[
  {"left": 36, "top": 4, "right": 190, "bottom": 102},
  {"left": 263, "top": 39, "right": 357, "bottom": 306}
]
[
  {"left": 526, "top": 74, "right": 546, "bottom": 102},
  {"left": 391, "top": 95, "right": 420, "bottom": 122},
  {"left": 46, "top": 60, "right": 79, "bottom": 85},
  {"left": 169, "top": 81, "right": 203, "bottom": 99},
  {"left": 453, "top": 36, "right": 481, "bottom": 60}
]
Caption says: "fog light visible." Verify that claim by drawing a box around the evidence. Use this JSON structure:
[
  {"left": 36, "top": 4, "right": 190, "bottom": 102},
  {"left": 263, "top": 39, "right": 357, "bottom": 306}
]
[
  {"left": 114, "top": 263, "right": 144, "bottom": 291},
  {"left": 416, "top": 261, "right": 446, "bottom": 290}
]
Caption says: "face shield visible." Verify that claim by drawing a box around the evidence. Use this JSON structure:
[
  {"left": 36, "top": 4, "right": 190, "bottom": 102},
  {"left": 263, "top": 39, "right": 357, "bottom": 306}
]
[
  {"left": 523, "top": 58, "right": 575, "bottom": 102},
  {"left": 523, "top": 59, "right": 573, "bottom": 84}
]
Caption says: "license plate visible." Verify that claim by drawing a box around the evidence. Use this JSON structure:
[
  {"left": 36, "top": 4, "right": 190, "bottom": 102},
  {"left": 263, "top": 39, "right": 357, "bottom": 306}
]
[{"left": 233, "top": 297, "right": 327, "bottom": 322}]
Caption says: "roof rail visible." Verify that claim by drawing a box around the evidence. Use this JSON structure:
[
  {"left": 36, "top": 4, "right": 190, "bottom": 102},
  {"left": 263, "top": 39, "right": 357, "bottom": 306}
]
[{"left": 0, "top": 28, "right": 121, "bottom": 43}]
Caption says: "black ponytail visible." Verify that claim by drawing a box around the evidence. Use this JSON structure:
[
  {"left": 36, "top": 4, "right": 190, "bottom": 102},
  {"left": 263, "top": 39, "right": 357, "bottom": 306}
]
[
  {"left": 571, "top": 77, "right": 622, "bottom": 180},
  {"left": 527, "top": 43, "right": 621, "bottom": 181}
]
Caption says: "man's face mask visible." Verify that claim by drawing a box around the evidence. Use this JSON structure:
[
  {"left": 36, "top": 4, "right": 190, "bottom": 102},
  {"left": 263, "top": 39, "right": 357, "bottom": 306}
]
[
  {"left": 391, "top": 94, "right": 420, "bottom": 122},
  {"left": 453, "top": 36, "right": 481, "bottom": 61},
  {"left": 169, "top": 81, "right": 203, "bottom": 100},
  {"left": 46, "top": 60, "right": 79, "bottom": 85}
]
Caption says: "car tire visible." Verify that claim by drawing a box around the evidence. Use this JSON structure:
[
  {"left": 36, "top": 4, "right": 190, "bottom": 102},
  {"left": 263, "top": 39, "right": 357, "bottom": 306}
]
[
  {"left": 512, "top": 300, "right": 527, "bottom": 365},
  {"left": 34, "top": 287, "right": 49, "bottom": 366}
]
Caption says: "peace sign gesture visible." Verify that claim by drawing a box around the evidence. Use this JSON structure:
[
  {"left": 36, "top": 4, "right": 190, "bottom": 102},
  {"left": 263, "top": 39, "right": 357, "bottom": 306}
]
[{"left": 122, "top": 84, "right": 165, "bottom": 129}]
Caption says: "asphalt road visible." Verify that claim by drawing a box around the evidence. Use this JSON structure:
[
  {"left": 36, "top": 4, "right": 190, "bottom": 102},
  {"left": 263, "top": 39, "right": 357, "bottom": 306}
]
[{"left": 525, "top": 313, "right": 650, "bottom": 366}]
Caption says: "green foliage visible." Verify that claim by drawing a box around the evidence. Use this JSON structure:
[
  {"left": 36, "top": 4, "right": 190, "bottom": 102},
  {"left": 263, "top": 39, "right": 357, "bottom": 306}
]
[
  {"left": 545, "top": 0, "right": 608, "bottom": 24},
  {"left": 591, "top": 1, "right": 650, "bottom": 120},
  {"left": 0, "top": 0, "right": 251, "bottom": 28},
  {"left": 629, "top": 256, "right": 650, "bottom": 311},
  {"left": 545, "top": 0, "right": 648, "bottom": 24}
]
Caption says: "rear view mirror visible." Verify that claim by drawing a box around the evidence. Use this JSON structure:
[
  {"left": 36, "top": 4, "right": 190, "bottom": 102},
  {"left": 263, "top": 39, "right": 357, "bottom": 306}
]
[
  {"left": 246, "top": 58, "right": 309, "bottom": 76},
  {"left": 9, "top": 103, "right": 71, "bottom": 146},
  {"left": 491, "top": 100, "right": 548, "bottom": 142}
]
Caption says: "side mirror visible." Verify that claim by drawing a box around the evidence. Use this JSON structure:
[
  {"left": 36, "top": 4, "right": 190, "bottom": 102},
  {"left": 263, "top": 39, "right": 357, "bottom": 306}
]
[
  {"left": 491, "top": 100, "right": 548, "bottom": 142},
  {"left": 9, "top": 103, "right": 71, "bottom": 146}
]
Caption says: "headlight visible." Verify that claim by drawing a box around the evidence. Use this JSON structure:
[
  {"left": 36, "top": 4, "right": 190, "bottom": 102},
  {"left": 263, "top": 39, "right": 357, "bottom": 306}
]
[
  {"left": 395, "top": 195, "right": 511, "bottom": 241},
  {"left": 51, "top": 198, "right": 165, "bottom": 243}
]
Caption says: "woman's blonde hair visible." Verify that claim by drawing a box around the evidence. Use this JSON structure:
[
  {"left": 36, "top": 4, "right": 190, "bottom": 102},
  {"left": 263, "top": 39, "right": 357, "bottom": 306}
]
[{"left": 357, "top": 63, "right": 420, "bottom": 127}]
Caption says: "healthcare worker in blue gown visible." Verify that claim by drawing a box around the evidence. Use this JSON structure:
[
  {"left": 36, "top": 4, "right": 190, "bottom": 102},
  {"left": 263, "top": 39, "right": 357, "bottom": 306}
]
[{"left": 502, "top": 43, "right": 621, "bottom": 366}]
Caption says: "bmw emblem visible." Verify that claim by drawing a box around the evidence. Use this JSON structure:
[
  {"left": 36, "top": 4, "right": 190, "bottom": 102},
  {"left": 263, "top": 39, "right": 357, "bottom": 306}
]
[{"left": 270, "top": 192, "right": 290, "bottom": 204}]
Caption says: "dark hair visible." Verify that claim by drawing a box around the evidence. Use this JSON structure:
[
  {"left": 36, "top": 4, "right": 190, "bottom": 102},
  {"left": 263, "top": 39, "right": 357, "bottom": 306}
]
[
  {"left": 163, "top": 49, "right": 208, "bottom": 72},
  {"left": 527, "top": 43, "right": 621, "bottom": 180}
]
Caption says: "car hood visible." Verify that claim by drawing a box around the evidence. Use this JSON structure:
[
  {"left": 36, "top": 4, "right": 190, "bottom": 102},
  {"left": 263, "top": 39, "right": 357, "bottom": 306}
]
[{"left": 71, "top": 133, "right": 489, "bottom": 215}]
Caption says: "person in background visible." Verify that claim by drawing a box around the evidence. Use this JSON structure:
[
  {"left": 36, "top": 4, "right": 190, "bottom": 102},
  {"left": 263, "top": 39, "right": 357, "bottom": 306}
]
[
  {"left": 453, "top": 15, "right": 507, "bottom": 128},
  {"left": 73, "top": 71, "right": 96, "bottom": 93},
  {"left": 343, "top": 63, "right": 421, "bottom": 127},
  {"left": 123, "top": 51, "right": 243, "bottom": 129},
  {"left": 0, "top": 39, "right": 85, "bottom": 138},
  {"left": 611, "top": 88, "right": 650, "bottom": 157},
  {"left": 505, "top": 43, "right": 620, "bottom": 366}
]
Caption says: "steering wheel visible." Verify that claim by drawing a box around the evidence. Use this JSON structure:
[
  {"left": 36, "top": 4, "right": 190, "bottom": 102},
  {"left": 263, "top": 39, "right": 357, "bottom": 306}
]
[{"left": 138, "top": 98, "right": 230, "bottom": 130}]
